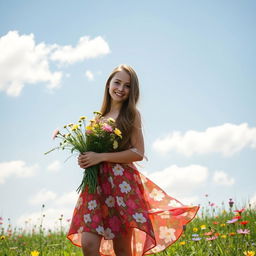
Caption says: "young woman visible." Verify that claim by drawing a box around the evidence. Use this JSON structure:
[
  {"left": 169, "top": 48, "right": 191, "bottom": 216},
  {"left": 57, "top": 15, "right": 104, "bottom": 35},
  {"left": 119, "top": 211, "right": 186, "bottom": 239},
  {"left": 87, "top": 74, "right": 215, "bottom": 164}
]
[{"left": 67, "top": 64, "right": 199, "bottom": 256}]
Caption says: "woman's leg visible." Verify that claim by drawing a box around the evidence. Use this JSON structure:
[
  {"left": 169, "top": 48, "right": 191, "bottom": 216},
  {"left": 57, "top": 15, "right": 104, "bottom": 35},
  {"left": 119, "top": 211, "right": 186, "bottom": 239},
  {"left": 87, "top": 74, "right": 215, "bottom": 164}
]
[
  {"left": 113, "top": 229, "right": 133, "bottom": 256},
  {"left": 81, "top": 231, "right": 102, "bottom": 256}
]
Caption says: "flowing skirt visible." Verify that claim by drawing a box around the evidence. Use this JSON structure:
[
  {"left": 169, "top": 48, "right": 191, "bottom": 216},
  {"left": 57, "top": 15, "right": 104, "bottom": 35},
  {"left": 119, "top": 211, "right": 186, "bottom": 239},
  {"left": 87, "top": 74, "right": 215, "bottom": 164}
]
[{"left": 67, "top": 162, "right": 199, "bottom": 255}]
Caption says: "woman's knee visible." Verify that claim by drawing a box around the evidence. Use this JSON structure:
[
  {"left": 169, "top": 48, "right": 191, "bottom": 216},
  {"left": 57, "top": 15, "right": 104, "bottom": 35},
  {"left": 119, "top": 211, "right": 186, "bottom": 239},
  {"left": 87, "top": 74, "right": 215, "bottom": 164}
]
[{"left": 81, "top": 232, "right": 101, "bottom": 255}]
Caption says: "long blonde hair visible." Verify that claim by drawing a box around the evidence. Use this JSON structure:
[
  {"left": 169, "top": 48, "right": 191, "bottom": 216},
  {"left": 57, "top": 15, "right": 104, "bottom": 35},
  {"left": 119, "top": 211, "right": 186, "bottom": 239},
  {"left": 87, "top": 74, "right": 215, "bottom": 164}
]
[{"left": 100, "top": 64, "right": 140, "bottom": 150}]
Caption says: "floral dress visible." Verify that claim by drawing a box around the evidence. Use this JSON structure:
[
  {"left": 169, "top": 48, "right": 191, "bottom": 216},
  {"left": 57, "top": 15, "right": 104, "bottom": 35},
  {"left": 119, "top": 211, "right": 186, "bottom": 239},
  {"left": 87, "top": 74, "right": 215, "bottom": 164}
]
[{"left": 67, "top": 161, "right": 199, "bottom": 255}]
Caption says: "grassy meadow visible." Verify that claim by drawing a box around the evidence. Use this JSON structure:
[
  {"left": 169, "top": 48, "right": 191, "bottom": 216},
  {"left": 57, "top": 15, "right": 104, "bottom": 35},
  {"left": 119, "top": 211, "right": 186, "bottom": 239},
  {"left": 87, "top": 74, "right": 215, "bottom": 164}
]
[{"left": 0, "top": 198, "right": 255, "bottom": 256}]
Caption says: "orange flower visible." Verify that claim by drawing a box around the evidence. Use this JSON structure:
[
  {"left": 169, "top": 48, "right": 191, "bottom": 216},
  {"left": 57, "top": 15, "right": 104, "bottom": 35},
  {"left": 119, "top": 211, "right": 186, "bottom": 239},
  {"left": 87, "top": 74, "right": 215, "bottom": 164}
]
[{"left": 229, "top": 232, "right": 236, "bottom": 236}]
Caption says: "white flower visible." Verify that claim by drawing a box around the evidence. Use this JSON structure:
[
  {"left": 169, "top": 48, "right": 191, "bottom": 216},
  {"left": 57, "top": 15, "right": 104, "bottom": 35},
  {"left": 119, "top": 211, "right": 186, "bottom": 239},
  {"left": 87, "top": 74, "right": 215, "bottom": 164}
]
[
  {"left": 159, "top": 226, "right": 176, "bottom": 243},
  {"left": 149, "top": 208, "right": 162, "bottom": 213},
  {"left": 116, "top": 196, "right": 126, "bottom": 207},
  {"left": 78, "top": 226, "right": 84, "bottom": 233},
  {"left": 136, "top": 242, "right": 143, "bottom": 252},
  {"left": 160, "top": 211, "right": 171, "bottom": 219},
  {"left": 83, "top": 214, "right": 92, "bottom": 223},
  {"left": 104, "top": 227, "right": 115, "bottom": 239},
  {"left": 96, "top": 225, "right": 105, "bottom": 236},
  {"left": 132, "top": 213, "right": 147, "bottom": 223},
  {"left": 108, "top": 176, "right": 115, "bottom": 188},
  {"left": 119, "top": 181, "right": 131, "bottom": 194},
  {"left": 168, "top": 200, "right": 182, "bottom": 207},
  {"left": 113, "top": 164, "right": 124, "bottom": 176},
  {"left": 149, "top": 188, "right": 165, "bottom": 201},
  {"left": 88, "top": 200, "right": 97, "bottom": 210},
  {"left": 151, "top": 244, "right": 166, "bottom": 253},
  {"left": 75, "top": 197, "right": 83, "bottom": 209},
  {"left": 105, "top": 196, "right": 115, "bottom": 207}
]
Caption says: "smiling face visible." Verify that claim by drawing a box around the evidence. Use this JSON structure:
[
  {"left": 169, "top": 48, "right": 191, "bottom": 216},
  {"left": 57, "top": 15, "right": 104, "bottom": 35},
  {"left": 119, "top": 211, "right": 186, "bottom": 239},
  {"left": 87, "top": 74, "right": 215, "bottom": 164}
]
[{"left": 108, "top": 69, "right": 131, "bottom": 103}]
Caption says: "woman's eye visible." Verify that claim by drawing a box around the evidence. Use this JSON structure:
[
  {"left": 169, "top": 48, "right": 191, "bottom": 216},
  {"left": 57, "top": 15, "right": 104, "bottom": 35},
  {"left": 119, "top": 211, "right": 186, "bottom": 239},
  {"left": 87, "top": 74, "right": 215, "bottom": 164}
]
[
  {"left": 115, "top": 81, "right": 119, "bottom": 84},
  {"left": 126, "top": 84, "right": 130, "bottom": 88}
]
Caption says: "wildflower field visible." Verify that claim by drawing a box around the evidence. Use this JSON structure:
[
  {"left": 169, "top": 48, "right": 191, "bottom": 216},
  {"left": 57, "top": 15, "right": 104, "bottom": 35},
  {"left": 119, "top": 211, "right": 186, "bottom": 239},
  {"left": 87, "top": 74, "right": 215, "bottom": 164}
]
[{"left": 0, "top": 198, "right": 255, "bottom": 256}]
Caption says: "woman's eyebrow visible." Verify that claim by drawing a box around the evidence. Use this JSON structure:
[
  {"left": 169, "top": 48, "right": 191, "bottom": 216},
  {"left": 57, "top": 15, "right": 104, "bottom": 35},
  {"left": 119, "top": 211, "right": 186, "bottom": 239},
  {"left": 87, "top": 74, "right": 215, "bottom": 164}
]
[{"left": 115, "top": 78, "right": 130, "bottom": 84}]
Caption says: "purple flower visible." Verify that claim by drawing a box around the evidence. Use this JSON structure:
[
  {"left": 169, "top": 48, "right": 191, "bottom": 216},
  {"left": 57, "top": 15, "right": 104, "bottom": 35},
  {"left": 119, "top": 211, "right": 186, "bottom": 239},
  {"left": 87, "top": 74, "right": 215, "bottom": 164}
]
[
  {"left": 192, "top": 237, "right": 202, "bottom": 241},
  {"left": 192, "top": 234, "right": 199, "bottom": 237},
  {"left": 229, "top": 198, "right": 234, "bottom": 208},
  {"left": 227, "top": 218, "right": 238, "bottom": 224}
]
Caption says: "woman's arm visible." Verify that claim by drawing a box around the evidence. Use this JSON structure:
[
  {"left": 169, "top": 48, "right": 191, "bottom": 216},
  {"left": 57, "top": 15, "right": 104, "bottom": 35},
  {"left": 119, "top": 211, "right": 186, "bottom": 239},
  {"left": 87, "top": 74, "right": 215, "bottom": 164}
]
[{"left": 78, "top": 111, "right": 145, "bottom": 168}]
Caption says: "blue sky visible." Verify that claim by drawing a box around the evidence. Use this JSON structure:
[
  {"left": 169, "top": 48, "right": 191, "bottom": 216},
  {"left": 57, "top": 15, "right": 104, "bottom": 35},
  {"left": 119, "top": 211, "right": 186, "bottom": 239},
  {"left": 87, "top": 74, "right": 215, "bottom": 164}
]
[{"left": 0, "top": 0, "right": 256, "bottom": 231}]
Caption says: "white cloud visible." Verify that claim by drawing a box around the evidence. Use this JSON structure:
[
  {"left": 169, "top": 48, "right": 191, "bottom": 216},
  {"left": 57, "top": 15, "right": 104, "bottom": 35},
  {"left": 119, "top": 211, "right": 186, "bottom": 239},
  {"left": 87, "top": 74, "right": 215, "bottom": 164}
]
[
  {"left": 28, "top": 189, "right": 77, "bottom": 206},
  {"left": 0, "top": 31, "right": 62, "bottom": 97},
  {"left": 28, "top": 189, "right": 57, "bottom": 205},
  {"left": 146, "top": 164, "right": 208, "bottom": 198},
  {"left": 50, "top": 36, "right": 110, "bottom": 64},
  {"left": 85, "top": 70, "right": 94, "bottom": 81},
  {"left": 47, "top": 160, "right": 61, "bottom": 172},
  {"left": 249, "top": 193, "right": 256, "bottom": 209},
  {"left": 0, "top": 31, "right": 110, "bottom": 97},
  {"left": 16, "top": 207, "right": 73, "bottom": 232},
  {"left": 153, "top": 123, "right": 256, "bottom": 157},
  {"left": 0, "top": 160, "right": 38, "bottom": 184},
  {"left": 213, "top": 171, "right": 235, "bottom": 186},
  {"left": 19, "top": 190, "right": 79, "bottom": 232}
]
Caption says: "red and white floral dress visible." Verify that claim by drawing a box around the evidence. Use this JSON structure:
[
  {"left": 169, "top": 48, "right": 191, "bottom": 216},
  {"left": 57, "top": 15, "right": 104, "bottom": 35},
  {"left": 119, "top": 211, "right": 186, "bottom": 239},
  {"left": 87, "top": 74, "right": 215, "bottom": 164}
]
[{"left": 67, "top": 161, "right": 199, "bottom": 255}]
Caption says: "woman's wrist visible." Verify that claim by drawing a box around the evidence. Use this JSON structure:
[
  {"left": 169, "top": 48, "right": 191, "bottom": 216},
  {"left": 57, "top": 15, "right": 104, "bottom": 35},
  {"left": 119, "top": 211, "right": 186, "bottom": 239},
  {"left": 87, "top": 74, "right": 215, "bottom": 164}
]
[{"left": 100, "top": 153, "right": 107, "bottom": 162}]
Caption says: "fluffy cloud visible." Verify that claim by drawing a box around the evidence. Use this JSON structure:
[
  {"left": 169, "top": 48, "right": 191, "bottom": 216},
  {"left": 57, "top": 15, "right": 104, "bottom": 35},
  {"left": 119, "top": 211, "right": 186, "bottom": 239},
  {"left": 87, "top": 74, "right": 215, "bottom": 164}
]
[
  {"left": 47, "top": 160, "right": 62, "bottom": 172},
  {"left": 153, "top": 123, "right": 256, "bottom": 157},
  {"left": 0, "top": 31, "right": 62, "bottom": 97},
  {"left": 85, "top": 70, "right": 94, "bottom": 81},
  {"left": 50, "top": 36, "right": 110, "bottom": 64},
  {"left": 19, "top": 190, "right": 78, "bottom": 231},
  {"left": 144, "top": 164, "right": 208, "bottom": 201},
  {"left": 249, "top": 193, "right": 256, "bottom": 209},
  {"left": 28, "top": 189, "right": 57, "bottom": 205},
  {"left": 213, "top": 171, "right": 235, "bottom": 186},
  {"left": 0, "top": 160, "right": 38, "bottom": 184},
  {"left": 0, "top": 31, "right": 110, "bottom": 97}
]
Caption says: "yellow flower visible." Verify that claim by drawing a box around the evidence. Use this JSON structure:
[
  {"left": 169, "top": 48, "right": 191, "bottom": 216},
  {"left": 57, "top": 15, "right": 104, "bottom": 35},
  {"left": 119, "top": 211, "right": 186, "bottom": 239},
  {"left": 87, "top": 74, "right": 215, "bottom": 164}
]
[
  {"left": 86, "top": 125, "right": 93, "bottom": 131},
  {"left": 114, "top": 128, "right": 122, "bottom": 137},
  {"left": 71, "top": 124, "right": 79, "bottom": 131},
  {"left": 31, "top": 251, "right": 40, "bottom": 256},
  {"left": 80, "top": 116, "right": 87, "bottom": 120},
  {"left": 68, "top": 123, "right": 74, "bottom": 127},
  {"left": 93, "top": 124, "right": 99, "bottom": 129},
  {"left": 93, "top": 111, "right": 102, "bottom": 116},
  {"left": 179, "top": 241, "right": 186, "bottom": 245},
  {"left": 220, "top": 223, "right": 226, "bottom": 227},
  {"left": 222, "top": 210, "right": 227, "bottom": 214},
  {"left": 193, "top": 227, "right": 198, "bottom": 232},
  {"left": 221, "top": 235, "right": 227, "bottom": 239},
  {"left": 113, "top": 140, "right": 118, "bottom": 149},
  {"left": 200, "top": 224, "right": 206, "bottom": 230},
  {"left": 0, "top": 235, "right": 5, "bottom": 240},
  {"left": 107, "top": 117, "right": 115, "bottom": 123},
  {"left": 243, "top": 251, "right": 255, "bottom": 256}
]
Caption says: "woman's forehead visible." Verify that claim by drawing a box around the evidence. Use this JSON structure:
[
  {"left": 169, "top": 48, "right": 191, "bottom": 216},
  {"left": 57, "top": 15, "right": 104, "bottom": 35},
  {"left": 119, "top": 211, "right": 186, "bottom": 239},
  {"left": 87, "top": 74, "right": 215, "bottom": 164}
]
[{"left": 113, "top": 70, "right": 130, "bottom": 83}]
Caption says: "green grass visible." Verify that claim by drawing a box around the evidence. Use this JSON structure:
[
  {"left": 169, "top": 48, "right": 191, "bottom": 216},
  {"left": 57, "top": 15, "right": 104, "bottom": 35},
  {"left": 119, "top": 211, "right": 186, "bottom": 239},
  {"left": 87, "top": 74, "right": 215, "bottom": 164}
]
[{"left": 0, "top": 203, "right": 255, "bottom": 256}]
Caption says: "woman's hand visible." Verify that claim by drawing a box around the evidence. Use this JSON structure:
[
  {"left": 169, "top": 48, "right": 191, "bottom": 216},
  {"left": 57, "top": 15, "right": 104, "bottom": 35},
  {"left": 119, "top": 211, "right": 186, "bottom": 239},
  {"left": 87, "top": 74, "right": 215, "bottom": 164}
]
[{"left": 78, "top": 152, "right": 103, "bottom": 169}]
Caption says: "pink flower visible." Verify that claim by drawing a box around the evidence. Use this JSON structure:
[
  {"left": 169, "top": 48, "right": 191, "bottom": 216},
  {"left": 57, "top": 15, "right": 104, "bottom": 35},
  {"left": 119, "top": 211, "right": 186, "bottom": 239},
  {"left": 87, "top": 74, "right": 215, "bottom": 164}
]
[
  {"left": 86, "top": 129, "right": 92, "bottom": 134},
  {"left": 206, "top": 236, "right": 218, "bottom": 241},
  {"left": 92, "top": 215, "right": 100, "bottom": 223},
  {"left": 102, "top": 124, "right": 113, "bottom": 132},
  {"left": 109, "top": 216, "right": 121, "bottom": 232},
  {"left": 126, "top": 199, "right": 137, "bottom": 209},
  {"left": 52, "top": 129, "right": 59, "bottom": 139},
  {"left": 234, "top": 208, "right": 245, "bottom": 215},
  {"left": 237, "top": 229, "right": 250, "bottom": 235}
]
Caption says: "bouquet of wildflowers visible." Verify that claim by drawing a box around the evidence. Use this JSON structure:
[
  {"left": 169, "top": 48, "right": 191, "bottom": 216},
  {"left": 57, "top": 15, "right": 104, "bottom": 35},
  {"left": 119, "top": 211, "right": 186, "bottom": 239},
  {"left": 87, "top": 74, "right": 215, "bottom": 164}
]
[{"left": 44, "top": 111, "right": 122, "bottom": 194}]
